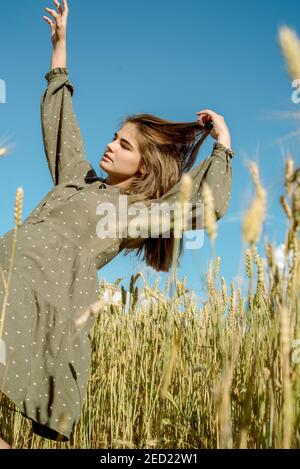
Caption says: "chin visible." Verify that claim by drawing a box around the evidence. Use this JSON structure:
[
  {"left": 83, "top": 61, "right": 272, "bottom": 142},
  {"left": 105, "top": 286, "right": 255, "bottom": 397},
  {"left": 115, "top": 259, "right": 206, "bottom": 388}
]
[{"left": 99, "top": 161, "right": 108, "bottom": 171}]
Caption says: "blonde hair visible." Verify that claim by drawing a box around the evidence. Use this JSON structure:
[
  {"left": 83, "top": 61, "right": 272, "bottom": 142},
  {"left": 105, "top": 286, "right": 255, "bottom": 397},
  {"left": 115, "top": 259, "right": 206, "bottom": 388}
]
[{"left": 117, "top": 113, "right": 210, "bottom": 272}]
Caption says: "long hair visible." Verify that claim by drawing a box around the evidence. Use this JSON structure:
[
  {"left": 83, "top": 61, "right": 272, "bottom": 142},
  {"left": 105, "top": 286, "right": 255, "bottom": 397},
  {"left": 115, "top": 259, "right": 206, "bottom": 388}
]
[{"left": 117, "top": 113, "right": 211, "bottom": 272}]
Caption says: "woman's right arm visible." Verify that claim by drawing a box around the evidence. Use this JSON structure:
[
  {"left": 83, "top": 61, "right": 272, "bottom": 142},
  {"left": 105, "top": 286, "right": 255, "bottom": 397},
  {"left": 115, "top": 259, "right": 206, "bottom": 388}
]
[
  {"left": 50, "top": 40, "right": 67, "bottom": 70},
  {"left": 41, "top": 0, "right": 96, "bottom": 185},
  {"left": 43, "top": 0, "right": 68, "bottom": 69}
]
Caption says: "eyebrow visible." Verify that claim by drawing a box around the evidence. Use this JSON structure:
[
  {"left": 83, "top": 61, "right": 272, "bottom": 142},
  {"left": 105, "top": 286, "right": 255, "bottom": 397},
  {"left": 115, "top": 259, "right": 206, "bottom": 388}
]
[{"left": 115, "top": 132, "right": 134, "bottom": 150}]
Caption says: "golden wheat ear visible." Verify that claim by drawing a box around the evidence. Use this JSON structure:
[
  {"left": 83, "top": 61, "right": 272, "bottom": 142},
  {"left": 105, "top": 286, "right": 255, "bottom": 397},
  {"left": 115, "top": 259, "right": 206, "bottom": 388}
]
[{"left": 0, "top": 143, "right": 16, "bottom": 158}]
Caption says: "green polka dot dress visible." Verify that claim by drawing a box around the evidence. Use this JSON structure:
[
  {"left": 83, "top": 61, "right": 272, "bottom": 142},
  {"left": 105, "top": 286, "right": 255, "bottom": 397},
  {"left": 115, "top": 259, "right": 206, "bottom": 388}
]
[{"left": 0, "top": 67, "right": 235, "bottom": 441}]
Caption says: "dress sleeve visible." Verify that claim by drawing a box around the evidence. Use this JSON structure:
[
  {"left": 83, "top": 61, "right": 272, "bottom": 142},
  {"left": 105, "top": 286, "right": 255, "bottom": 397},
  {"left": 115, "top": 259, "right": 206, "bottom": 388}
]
[
  {"left": 188, "top": 141, "right": 234, "bottom": 226},
  {"left": 40, "top": 67, "right": 96, "bottom": 185},
  {"left": 124, "top": 142, "right": 234, "bottom": 239}
]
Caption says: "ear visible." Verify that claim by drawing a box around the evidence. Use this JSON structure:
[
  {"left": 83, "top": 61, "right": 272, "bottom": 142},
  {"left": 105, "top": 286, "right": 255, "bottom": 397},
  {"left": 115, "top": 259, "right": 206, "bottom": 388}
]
[{"left": 138, "top": 164, "right": 148, "bottom": 177}]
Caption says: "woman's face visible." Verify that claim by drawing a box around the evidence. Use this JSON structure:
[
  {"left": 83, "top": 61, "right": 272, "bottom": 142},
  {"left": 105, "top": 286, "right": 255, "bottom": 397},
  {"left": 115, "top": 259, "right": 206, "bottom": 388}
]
[{"left": 99, "top": 122, "right": 146, "bottom": 187}]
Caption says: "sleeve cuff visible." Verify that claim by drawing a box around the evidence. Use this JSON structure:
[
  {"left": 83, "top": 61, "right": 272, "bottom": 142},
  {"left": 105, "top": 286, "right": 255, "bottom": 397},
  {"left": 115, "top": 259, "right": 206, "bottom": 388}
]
[
  {"left": 212, "top": 142, "right": 235, "bottom": 159},
  {"left": 45, "top": 67, "right": 69, "bottom": 81}
]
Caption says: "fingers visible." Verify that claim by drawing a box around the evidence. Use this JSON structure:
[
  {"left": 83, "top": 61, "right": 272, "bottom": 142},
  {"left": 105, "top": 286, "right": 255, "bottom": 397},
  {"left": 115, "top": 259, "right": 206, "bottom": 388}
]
[
  {"left": 196, "top": 109, "right": 219, "bottom": 116},
  {"left": 44, "top": 7, "right": 59, "bottom": 20},
  {"left": 43, "top": 0, "right": 68, "bottom": 28},
  {"left": 42, "top": 15, "right": 54, "bottom": 29},
  {"left": 53, "top": 0, "right": 63, "bottom": 15},
  {"left": 53, "top": 0, "right": 69, "bottom": 17},
  {"left": 62, "top": 0, "right": 69, "bottom": 16},
  {"left": 196, "top": 110, "right": 225, "bottom": 126},
  {"left": 196, "top": 111, "right": 212, "bottom": 125},
  {"left": 44, "top": 0, "right": 68, "bottom": 25}
]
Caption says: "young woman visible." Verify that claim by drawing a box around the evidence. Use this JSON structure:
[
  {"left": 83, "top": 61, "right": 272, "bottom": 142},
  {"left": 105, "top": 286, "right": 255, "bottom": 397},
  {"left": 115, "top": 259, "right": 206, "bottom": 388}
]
[{"left": 0, "top": 0, "right": 234, "bottom": 448}]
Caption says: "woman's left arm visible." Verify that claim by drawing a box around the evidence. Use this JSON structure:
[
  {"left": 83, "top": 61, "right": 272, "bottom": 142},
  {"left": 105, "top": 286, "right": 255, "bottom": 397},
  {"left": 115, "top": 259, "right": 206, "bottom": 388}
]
[
  {"left": 160, "top": 109, "right": 234, "bottom": 224},
  {"left": 123, "top": 111, "right": 234, "bottom": 240},
  {"left": 190, "top": 141, "right": 233, "bottom": 225},
  {"left": 191, "top": 109, "right": 234, "bottom": 221}
]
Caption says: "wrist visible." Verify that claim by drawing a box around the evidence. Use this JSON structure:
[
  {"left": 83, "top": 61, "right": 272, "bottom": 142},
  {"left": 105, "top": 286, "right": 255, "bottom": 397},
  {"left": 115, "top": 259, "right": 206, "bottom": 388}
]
[
  {"left": 217, "top": 132, "right": 231, "bottom": 150},
  {"left": 53, "top": 39, "right": 67, "bottom": 50},
  {"left": 51, "top": 42, "right": 67, "bottom": 69}
]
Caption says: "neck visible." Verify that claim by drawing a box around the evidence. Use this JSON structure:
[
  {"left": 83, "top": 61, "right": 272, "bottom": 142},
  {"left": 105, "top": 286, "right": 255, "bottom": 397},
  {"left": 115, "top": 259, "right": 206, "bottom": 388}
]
[{"left": 105, "top": 175, "right": 135, "bottom": 188}]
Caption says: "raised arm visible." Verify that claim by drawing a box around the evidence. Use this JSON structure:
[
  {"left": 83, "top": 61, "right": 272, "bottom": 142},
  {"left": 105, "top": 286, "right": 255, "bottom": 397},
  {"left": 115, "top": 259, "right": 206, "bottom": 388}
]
[
  {"left": 188, "top": 108, "right": 233, "bottom": 225},
  {"left": 123, "top": 112, "right": 234, "bottom": 241},
  {"left": 185, "top": 141, "right": 233, "bottom": 228},
  {"left": 41, "top": 0, "right": 96, "bottom": 185},
  {"left": 43, "top": 0, "right": 68, "bottom": 69},
  {"left": 123, "top": 142, "right": 233, "bottom": 240}
]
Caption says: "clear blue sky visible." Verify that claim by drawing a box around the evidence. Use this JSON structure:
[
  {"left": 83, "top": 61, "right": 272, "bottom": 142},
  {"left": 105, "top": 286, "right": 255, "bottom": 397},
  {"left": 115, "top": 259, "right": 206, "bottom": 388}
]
[{"left": 1, "top": 0, "right": 299, "bottom": 303}]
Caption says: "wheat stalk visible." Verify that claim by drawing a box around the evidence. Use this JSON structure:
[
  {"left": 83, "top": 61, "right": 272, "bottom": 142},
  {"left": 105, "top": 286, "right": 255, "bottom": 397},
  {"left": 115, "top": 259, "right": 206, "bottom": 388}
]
[{"left": 0, "top": 188, "right": 24, "bottom": 341}]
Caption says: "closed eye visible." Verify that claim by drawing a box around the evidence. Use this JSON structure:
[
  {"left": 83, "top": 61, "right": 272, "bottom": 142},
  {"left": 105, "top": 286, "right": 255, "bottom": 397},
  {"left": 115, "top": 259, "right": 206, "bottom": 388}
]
[{"left": 112, "top": 136, "right": 130, "bottom": 150}]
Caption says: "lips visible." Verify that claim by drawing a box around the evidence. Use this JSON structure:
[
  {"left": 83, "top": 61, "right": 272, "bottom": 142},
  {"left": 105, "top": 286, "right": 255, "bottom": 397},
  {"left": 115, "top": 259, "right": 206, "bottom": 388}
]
[{"left": 103, "top": 153, "right": 113, "bottom": 161}]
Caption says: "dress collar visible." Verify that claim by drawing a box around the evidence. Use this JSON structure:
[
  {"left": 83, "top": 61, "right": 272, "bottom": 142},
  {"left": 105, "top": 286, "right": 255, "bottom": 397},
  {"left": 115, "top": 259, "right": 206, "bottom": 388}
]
[
  {"left": 84, "top": 169, "right": 122, "bottom": 191},
  {"left": 98, "top": 177, "right": 122, "bottom": 191}
]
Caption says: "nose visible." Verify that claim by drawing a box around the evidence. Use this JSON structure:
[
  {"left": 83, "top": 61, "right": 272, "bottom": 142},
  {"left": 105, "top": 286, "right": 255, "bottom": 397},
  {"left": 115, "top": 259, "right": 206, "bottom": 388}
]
[{"left": 106, "top": 142, "right": 114, "bottom": 153}]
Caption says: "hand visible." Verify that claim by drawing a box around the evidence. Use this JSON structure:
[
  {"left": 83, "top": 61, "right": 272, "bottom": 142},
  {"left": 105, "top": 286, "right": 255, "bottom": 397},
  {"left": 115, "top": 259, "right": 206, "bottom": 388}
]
[
  {"left": 42, "top": 0, "right": 69, "bottom": 48},
  {"left": 196, "top": 109, "right": 231, "bottom": 148}
]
